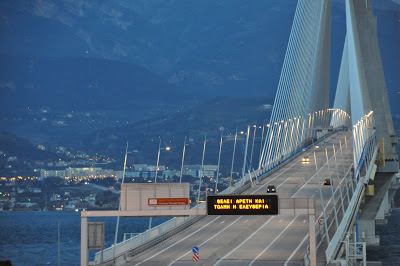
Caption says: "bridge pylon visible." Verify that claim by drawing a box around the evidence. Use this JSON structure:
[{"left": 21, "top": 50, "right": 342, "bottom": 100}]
[{"left": 331, "top": 0, "right": 399, "bottom": 251}]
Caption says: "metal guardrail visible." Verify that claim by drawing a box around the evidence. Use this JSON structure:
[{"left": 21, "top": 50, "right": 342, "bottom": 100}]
[
  {"left": 325, "top": 168, "right": 369, "bottom": 261},
  {"left": 94, "top": 203, "right": 207, "bottom": 265}
]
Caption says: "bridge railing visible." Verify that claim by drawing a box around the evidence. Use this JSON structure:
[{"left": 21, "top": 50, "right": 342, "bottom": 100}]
[
  {"left": 323, "top": 127, "right": 377, "bottom": 262},
  {"left": 93, "top": 203, "right": 207, "bottom": 264}
]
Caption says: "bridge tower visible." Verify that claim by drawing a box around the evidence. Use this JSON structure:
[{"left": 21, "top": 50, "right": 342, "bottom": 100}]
[
  {"left": 262, "top": 0, "right": 399, "bottom": 250},
  {"left": 332, "top": 0, "right": 399, "bottom": 246}
]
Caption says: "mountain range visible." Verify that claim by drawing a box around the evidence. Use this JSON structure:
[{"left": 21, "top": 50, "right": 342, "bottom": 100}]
[
  {"left": 0, "top": 0, "right": 398, "bottom": 106},
  {"left": 0, "top": 55, "right": 192, "bottom": 112},
  {"left": 0, "top": 0, "right": 399, "bottom": 158}
]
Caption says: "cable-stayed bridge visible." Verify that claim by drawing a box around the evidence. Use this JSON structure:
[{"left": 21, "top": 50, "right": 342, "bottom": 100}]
[{"left": 83, "top": 0, "right": 398, "bottom": 265}]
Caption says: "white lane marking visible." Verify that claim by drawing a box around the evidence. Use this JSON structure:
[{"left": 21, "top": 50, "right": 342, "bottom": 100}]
[
  {"left": 284, "top": 233, "right": 309, "bottom": 266},
  {"left": 244, "top": 220, "right": 248, "bottom": 223},
  {"left": 312, "top": 194, "right": 315, "bottom": 198},
  {"left": 135, "top": 216, "right": 220, "bottom": 265},
  {"left": 285, "top": 168, "right": 352, "bottom": 265},
  {"left": 166, "top": 136, "right": 346, "bottom": 265},
  {"left": 249, "top": 214, "right": 300, "bottom": 265},
  {"left": 291, "top": 135, "right": 353, "bottom": 198},
  {"left": 303, "top": 220, "right": 307, "bottom": 223},
  {"left": 168, "top": 216, "right": 242, "bottom": 266},
  {"left": 213, "top": 132, "right": 351, "bottom": 265},
  {"left": 213, "top": 216, "right": 275, "bottom": 266},
  {"left": 279, "top": 219, "right": 283, "bottom": 223},
  {"left": 252, "top": 133, "right": 352, "bottom": 197},
  {"left": 220, "top": 220, "right": 225, "bottom": 224},
  {"left": 250, "top": 152, "right": 312, "bottom": 194},
  {"left": 277, "top": 175, "right": 293, "bottom": 189}
]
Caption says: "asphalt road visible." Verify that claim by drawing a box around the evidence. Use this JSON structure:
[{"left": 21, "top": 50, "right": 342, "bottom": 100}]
[{"left": 123, "top": 131, "right": 354, "bottom": 266}]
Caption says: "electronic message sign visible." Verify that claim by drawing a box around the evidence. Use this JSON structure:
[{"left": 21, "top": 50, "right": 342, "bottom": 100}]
[{"left": 207, "top": 195, "right": 279, "bottom": 215}]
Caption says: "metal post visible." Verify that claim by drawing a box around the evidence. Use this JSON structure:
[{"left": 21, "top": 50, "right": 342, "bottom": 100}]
[
  {"left": 249, "top": 125, "right": 256, "bottom": 169},
  {"left": 258, "top": 122, "right": 265, "bottom": 172},
  {"left": 345, "top": 234, "right": 349, "bottom": 263},
  {"left": 179, "top": 136, "right": 187, "bottom": 183},
  {"left": 309, "top": 213, "right": 316, "bottom": 266},
  {"left": 344, "top": 136, "right": 355, "bottom": 193},
  {"left": 155, "top": 138, "right": 161, "bottom": 184},
  {"left": 333, "top": 144, "right": 346, "bottom": 216},
  {"left": 242, "top": 125, "right": 250, "bottom": 179},
  {"left": 339, "top": 140, "right": 351, "bottom": 203},
  {"left": 114, "top": 142, "right": 129, "bottom": 257},
  {"left": 362, "top": 242, "right": 367, "bottom": 266},
  {"left": 265, "top": 126, "right": 275, "bottom": 170},
  {"left": 215, "top": 129, "right": 224, "bottom": 193},
  {"left": 149, "top": 139, "right": 161, "bottom": 230},
  {"left": 230, "top": 129, "right": 238, "bottom": 189},
  {"left": 58, "top": 220, "right": 60, "bottom": 266},
  {"left": 325, "top": 147, "right": 339, "bottom": 229},
  {"left": 273, "top": 123, "right": 283, "bottom": 166},
  {"left": 80, "top": 216, "right": 88, "bottom": 266},
  {"left": 198, "top": 134, "right": 207, "bottom": 206},
  {"left": 313, "top": 148, "right": 330, "bottom": 244}
]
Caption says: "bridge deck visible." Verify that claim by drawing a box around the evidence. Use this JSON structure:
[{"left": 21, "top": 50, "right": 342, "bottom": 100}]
[{"left": 119, "top": 131, "right": 354, "bottom": 265}]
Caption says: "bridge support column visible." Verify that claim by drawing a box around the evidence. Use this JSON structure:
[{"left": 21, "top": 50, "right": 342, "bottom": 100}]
[
  {"left": 357, "top": 219, "right": 379, "bottom": 246},
  {"left": 81, "top": 216, "right": 88, "bottom": 266},
  {"left": 375, "top": 190, "right": 389, "bottom": 224},
  {"left": 358, "top": 172, "right": 396, "bottom": 246},
  {"left": 309, "top": 212, "right": 316, "bottom": 266}
]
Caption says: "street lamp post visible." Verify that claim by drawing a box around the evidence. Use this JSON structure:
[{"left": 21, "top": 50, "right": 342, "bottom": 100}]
[
  {"left": 197, "top": 134, "right": 207, "bottom": 206},
  {"left": 215, "top": 128, "right": 224, "bottom": 193},
  {"left": 258, "top": 121, "right": 266, "bottom": 169},
  {"left": 149, "top": 138, "right": 170, "bottom": 229},
  {"left": 155, "top": 139, "right": 161, "bottom": 184},
  {"left": 114, "top": 142, "right": 129, "bottom": 258},
  {"left": 249, "top": 125, "right": 257, "bottom": 170},
  {"left": 154, "top": 138, "right": 171, "bottom": 184},
  {"left": 179, "top": 136, "right": 188, "bottom": 183},
  {"left": 230, "top": 129, "right": 238, "bottom": 189},
  {"left": 242, "top": 125, "right": 250, "bottom": 179}
]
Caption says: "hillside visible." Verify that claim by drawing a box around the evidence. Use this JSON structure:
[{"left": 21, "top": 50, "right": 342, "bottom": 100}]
[
  {"left": 82, "top": 96, "right": 274, "bottom": 170},
  {"left": 0, "top": 131, "right": 65, "bottom": 177},
  {"left": 0, "top": 55, "right": 191, "bottom": 112}
]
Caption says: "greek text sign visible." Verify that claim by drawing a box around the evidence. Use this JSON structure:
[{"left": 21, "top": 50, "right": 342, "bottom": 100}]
[
  {"left": 148, "top": 198, "right": 189, "bottom": 206},
  {"left": 207, "top": 195, "right": 279, "bottom": 215}
]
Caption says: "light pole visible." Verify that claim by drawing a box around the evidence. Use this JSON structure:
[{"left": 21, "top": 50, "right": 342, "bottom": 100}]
[
  {"left": 197, "top": 134, "right": 207, "bottom": 206},
  {"left": 241, "top": 125, "right": 250, "bottom": 179},
  {"left": 215, "top": 127, "right": 224, "bottom": 193},
  {"left": 113, "top": 142, "right": 131, "bottom": 258},
  {"left": 149, "top": 138, "right": 170, "bottom": 230},
  {"left": 249, "top": 125, "right": 257, "bottom": 170},
  {"left": 179, "top": 136, "right": 189, "bottom": 183},
  {"left": 230, "top": 128, "right": 238, "bottom": 188},
  {"left": 258, "top": 122, "right": 266, "bottom": 169},
  {"left": 154, "top": 138, "right": 171, "bottom": 184}
]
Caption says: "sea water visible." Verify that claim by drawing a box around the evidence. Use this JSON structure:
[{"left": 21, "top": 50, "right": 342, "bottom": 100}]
[
  {"left": 1, "top": 210, "right": 400, "bottom": 265},
  {"left": 0, "top": 211, "right": 169, "bottom": 265}
]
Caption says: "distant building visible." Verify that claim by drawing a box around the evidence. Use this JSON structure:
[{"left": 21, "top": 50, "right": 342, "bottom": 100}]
[
  {"left": 40, "top": 167, "right": 123, "bottom": 180},
  {"left": 125, "top": 171, "right": 141, "bottom": 178},
  {"left": 162, "top": 170, "right": 180, "bottom": 178},
  {"left": 40, "top": 169, "right": 66, "bottom": 179},
  {"left": 132, "top": 164, "right": 148, "bottom": 171}
]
